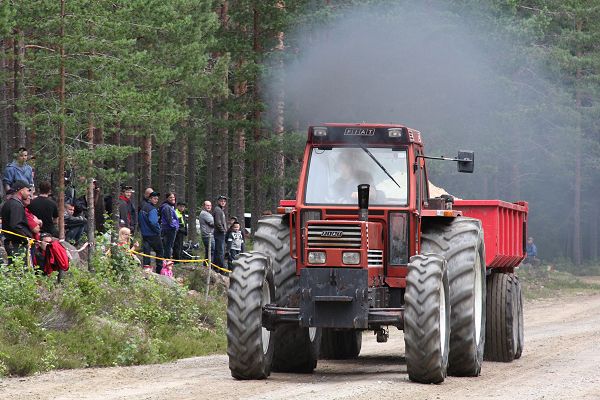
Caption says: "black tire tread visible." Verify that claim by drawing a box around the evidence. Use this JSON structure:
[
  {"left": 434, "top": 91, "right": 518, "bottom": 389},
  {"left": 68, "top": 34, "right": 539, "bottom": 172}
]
[
  {"left": 421, "top": 217, "right": 486, "bottom": 376},
  {"left": 253, "top": 215, "right": 319, "bottom": 373},
  {"left": 484, "top": 272, "right": 518, "bottom": 362},
  {"left": 404, "top": 253, "right": 450, "bottom": 384},
  {"left": 320, "top": 329, "right": 362, "bottom": 359},
  {"left": 227, "top": 253, "right": 273, "bottom": 379}
]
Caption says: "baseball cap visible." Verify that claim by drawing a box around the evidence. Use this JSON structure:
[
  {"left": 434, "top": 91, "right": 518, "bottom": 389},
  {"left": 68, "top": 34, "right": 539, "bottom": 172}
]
[
  {"left": 12, "top": 180, "right": 32, "bottom": 191},
  {"left": 120, "top": 184, "right": 134, "bottom": 192},
  {"left": 217, "top": 195, "right": 227, "bottom": 200},
  {"left": 149, "top": 191, "right": 160, "bottom": 197}
]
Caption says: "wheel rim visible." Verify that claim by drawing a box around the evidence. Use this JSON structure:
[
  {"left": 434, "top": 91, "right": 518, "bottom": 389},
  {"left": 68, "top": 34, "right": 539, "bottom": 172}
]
[
  {"left": 308, "top": 327, "right": 317, "bottom": 342},
  {"left": 439, "top": 283, "right": 447, "bottom": 356},
  {"left": 474, "top": 255, "right": 483, "bottom": 345},
  {"left": 261, "top": 280, "right": 271, "bottom": 355}
]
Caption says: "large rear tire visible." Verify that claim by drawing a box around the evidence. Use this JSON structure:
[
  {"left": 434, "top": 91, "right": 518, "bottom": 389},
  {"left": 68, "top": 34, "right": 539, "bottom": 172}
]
[
  {"left": 320, "top": 329, "right": 362, "bottom": 359},
  {"left": 421, "top": 217, "right": 486, "bottom": 376},
  {"left": 404, "top": 253, "right": 450, "bottom": 384},
  {"left": 254, "top": 215, "right": 320, "bottom": 373},
  {"left": 484, "top": 272, "right": 520, "bottom": 361},
  {"left": 227, "top": 253, "right": 275, "bottom": 379}
]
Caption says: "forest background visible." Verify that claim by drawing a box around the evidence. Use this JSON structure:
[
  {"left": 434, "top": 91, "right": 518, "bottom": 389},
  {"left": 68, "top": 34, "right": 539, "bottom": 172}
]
[{"left": 0, "top": 0, "right": 598, "bottom": 265}]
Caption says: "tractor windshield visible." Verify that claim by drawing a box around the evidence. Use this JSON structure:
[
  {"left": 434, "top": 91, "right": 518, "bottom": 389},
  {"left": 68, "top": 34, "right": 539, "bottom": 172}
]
[{"left": 304, "top": 147, "right": 408, "bottom": 205}]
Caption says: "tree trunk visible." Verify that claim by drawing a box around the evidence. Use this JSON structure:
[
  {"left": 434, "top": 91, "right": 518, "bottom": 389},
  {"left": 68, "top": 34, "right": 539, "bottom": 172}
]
[
  {"left": 231, "top": 77, "right": 247, "bottom": 228},
  {"left": 0, "top": 39, "right": 9, "bottom": 170},
  {"left": 158, "top": 142, "right": 166, "bottom": 197},
  {"left": 142, "top": 135, "right": 152, "bottom": 190},
  {"left": 14, "top": 30, "right": 26, "bottom": 149},
  {"left": 86, "top": 117, "right": 96, "bottom": 250},
  {"left": 187, "top": 127, "right": 198, "bottom": 242},
  {"left": 273, "top": 1, "right": 286, "bottom": 202},
  {"left": 176, "top": 133, "right": 187, "bottom": 201},
  {"left": 57, "top": 0, "right": 66, "bottom": 239}
]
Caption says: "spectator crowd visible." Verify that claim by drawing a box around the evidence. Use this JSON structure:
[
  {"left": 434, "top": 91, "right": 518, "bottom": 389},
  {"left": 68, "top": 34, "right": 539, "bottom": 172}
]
[{"left": 1, "top": 147, "right": 242, "bottom": 274}]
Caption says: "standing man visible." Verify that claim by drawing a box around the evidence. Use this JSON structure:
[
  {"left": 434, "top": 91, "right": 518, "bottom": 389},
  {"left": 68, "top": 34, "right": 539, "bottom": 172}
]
[
  {"left": 117, "top": 185, "right": 137, "bottom": 233},
  {"left": 138, "top": 190, "right": 164, "bottom": 273},
  {"left": 199, "top": 200, "right": 215, "bottom": 263},
  {"left": 213, "top": 195, "right": 228, "bottom": 270},
  {"left": 1, "top": 180, "right": 34, "bottom": 263},
  {"left": 159, "top": 192, "right": 179, "bottom": 259},
  {"left": 28, "top": 181, "right": 59, "bottom": 237},
  {"left": 3, "top": 147, "right": 34, "bottom": 194},
  {"left": 173, "top": 201, "right": 187, "bottom": 260}
]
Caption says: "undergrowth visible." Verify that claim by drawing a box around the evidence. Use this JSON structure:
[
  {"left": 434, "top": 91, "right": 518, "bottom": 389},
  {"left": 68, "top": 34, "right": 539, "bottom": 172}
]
[
  {"left": 0, "top": 237, "right": 226, "bottom": 377},
  {"left": 518, "top": 263, "right": 600, "bottom": 300}
]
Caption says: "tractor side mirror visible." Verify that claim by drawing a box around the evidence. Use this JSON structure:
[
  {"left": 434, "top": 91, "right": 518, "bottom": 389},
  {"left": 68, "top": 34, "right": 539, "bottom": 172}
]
[{"left": 457, "top": 151, "right": 474, "bottom": 173}]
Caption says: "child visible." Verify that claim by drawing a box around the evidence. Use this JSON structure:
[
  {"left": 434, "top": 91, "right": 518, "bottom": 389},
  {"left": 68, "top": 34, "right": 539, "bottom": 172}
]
[
  {"left": 160, "top": 259, "right": 174, "bottom": 278},
  {"left": 225, "top": 221, "right": 245, "bottom": 270}
]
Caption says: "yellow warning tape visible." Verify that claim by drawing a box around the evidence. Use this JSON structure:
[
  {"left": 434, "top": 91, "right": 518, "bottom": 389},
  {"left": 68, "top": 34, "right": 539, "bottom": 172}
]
[
  {"left": 128, "top": 249, "right": 231, "bottom": 274},
  {"left": 0, "top": 228, "right": 37, "bottom": 268},
  {"left": 0, "top": 228, "right": 232, "bottom": 274}
]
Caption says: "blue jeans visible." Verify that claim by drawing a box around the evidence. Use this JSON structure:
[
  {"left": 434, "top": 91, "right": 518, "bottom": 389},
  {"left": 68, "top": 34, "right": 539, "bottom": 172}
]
[
  {"left": 161, "top": 229, "right": 177, "bottom": 259},
  {"left": 202, "top": 235, "right": 215, "bottom": 263},
  {"left": 214, "top": 231, "right": 226, "bottom": 269},
  {"left": 142, "top": 235, "right": 164, "bottom": 273}
]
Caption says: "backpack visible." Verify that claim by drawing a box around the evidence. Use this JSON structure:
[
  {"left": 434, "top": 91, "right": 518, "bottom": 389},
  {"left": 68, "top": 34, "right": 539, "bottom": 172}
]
[{"left": 43, "top": 241, "right": 70, "bottom": 276}]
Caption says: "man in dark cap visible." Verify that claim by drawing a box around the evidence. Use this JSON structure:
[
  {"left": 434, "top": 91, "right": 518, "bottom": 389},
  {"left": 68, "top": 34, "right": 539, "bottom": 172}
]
[
  {"left": 0, "top": 180, "right": 33, "bottom": 263},
  {"left": 213, "top": 195, "right": 228, "bottom": 270},
  {"left": 138, "top": 190, "right": 164, "bottom": 273},
  {"left": 117, "top": 184, "right": 137, "bottom": 234}
]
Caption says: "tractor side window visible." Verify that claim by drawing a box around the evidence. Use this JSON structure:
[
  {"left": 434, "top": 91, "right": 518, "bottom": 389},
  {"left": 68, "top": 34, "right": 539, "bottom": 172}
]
[{"left": 305, "top": 147, "right": 408, "bottom": 205}]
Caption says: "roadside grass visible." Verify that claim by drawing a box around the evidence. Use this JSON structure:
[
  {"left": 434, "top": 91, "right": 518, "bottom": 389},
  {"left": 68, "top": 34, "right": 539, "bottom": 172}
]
[
  {"left": 518, "top": 261, "right": 600, "bottom": 300},
  {"left": 0, "top": 243, "right": 227, "bottom": 377}
]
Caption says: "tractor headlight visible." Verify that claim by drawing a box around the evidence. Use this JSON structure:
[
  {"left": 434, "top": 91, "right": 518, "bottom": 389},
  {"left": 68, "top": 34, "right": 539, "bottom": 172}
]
[
  {"left": 342, "top": 251, "right": 360, "bottom": 265},
  {"left": 388, "top": 128, "right": 403, "bottom": 138},
  {"left": 313, "top": 127, "right": 328, "bottom": 137},
  {"left": 308, "top": 251, "right": 326, "bottom": 264}
]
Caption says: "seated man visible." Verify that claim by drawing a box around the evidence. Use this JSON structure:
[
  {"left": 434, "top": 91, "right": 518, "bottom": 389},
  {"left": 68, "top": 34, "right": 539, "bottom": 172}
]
[
  {"left": 331, "top": 156, "right": 375, "bottom": 204},
  {"left": 64, "top": 202, "right": 87, "bottom": 244},
  {"left": 524, "top": 236, "right": 540, "bottom": 266}
]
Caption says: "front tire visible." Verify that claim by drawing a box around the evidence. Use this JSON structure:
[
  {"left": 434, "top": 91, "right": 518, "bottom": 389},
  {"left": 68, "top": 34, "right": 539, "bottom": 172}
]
[
  {"left": 254, "top": 215, "right": 320, "bottom": 373},
  {"left": 227, "top": 253, "right": 274, "bottom": 379},
  {"left": 421, "top": 217, "right": 486, "bottom": 376},
  {"left": 404, "top": 253, "right": 450, "bottom": 384}
]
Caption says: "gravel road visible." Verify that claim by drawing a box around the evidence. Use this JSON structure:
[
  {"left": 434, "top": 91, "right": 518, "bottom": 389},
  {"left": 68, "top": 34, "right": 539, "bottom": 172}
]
[{"left": 2, "top": 293, "right": 600, "bottom": 400}]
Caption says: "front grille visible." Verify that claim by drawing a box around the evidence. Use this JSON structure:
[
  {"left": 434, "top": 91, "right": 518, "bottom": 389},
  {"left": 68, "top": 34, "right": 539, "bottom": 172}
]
[
  {"left": 307, "top": 224, "right": 361, "bottom": 248},
  {"left": 368, "top": 250, "right": 384, "bottom": 266}
]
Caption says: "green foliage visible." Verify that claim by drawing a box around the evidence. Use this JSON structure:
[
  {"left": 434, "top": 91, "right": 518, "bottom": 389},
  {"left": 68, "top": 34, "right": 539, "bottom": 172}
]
[{"left": 0, "top": 242, "right": 227, "bottom": 377}]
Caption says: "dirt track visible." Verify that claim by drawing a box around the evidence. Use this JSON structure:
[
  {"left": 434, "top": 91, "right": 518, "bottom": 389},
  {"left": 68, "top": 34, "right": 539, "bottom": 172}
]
[{"left": 2, "top": 293, "right": 600, "bottom": 400}]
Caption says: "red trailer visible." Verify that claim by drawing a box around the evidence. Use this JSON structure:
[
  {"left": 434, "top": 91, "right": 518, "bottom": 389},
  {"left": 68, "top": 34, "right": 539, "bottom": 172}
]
[{"left": 227, "top": 123, "right": 527, "bottom": 384}]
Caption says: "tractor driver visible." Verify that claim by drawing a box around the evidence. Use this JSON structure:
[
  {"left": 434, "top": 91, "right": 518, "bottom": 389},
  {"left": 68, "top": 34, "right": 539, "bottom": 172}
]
[{"left": 331, "top": 152, "right": 376, "bottom": 204}]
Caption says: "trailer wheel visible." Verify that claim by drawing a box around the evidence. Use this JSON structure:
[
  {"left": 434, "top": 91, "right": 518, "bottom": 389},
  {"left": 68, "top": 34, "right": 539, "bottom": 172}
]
[
  {"left": 404, "top": 253, "right": 450, "bottom": 384},
  {"left": 254, "top": 215, "right": 320, "bottom": 373},
  {"left": 227, "top": 253, "right": 274, "bottom": 379},
  {"left": 320, "top": 329, "right": 362, "bottom": 359},
  {"left": 484, "top": 272, "right": 519, "bottom": 361},
  {"left": 514, "top": 275, "right": 524, "bottom": 359},
  {"left": 421, "top": 217, "right": 486, "bottom": 376}
]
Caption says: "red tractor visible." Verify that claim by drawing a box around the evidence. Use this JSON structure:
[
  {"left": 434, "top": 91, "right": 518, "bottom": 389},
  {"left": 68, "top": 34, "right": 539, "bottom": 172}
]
[{"left": 227, "top": 123, "right": 527, "bottom": 383}]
